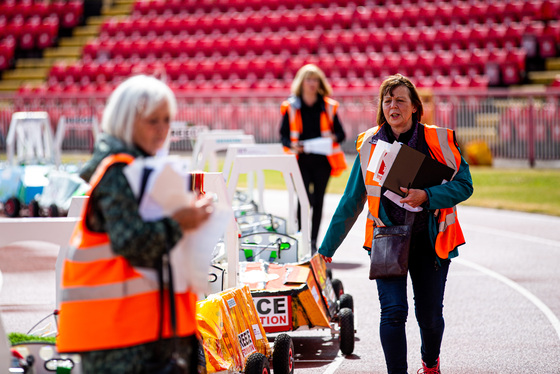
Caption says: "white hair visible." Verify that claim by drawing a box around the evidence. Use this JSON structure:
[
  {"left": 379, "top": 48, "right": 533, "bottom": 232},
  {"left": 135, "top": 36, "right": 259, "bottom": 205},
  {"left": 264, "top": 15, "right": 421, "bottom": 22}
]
[{"left": 101, "top": 75, "right": 177, "bottom": 148}]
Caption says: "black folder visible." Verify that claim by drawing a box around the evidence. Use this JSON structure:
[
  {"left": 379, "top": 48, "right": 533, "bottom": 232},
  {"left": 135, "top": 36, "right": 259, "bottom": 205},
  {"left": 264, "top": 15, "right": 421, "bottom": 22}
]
[{"left": 382, "top": 144, "right": 455, "bottom": 197}]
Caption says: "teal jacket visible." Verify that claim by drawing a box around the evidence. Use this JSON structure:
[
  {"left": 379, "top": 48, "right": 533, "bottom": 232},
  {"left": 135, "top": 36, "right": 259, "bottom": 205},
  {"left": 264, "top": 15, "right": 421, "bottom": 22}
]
[{"left": 318, "top": 135, "right": 473, "bottom": 259}]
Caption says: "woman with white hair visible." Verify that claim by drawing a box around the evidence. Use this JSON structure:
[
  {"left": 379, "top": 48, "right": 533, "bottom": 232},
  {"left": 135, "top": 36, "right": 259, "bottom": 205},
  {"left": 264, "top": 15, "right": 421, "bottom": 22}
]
[{"left": 57, "top": 75, "right": 212, "bottom": 373}]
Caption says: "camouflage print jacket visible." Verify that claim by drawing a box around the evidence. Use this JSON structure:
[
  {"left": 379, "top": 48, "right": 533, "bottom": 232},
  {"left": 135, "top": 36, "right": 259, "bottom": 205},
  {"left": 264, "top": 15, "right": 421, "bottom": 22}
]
[{"left": 80, "top": 133, "right": 182, "bottom": 269}]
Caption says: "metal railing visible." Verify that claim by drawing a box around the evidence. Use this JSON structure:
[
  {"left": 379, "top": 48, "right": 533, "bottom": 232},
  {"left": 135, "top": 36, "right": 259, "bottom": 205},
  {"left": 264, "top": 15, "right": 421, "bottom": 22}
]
[{"left": 1, "top": 88, "right": 559, "bottom": 166}]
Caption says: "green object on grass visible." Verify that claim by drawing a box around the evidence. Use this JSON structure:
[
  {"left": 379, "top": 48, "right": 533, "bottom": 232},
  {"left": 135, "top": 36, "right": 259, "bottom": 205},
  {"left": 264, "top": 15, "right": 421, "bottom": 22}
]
[{"left": 8, "top": 332, "right": 56, "bottom": 345}]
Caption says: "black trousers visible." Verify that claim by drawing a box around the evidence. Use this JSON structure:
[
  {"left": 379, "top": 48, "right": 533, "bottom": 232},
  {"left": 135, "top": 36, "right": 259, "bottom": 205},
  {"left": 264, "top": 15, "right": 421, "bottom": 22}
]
[{"left": 297, "top": 153, "right": 332, "bottom": 243}]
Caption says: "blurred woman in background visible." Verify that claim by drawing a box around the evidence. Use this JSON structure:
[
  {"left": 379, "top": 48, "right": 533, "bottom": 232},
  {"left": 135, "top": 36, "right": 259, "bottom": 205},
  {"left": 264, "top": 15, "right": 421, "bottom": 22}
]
[{"left": 280, "top": 64, "right": 347, "bottom": 253}]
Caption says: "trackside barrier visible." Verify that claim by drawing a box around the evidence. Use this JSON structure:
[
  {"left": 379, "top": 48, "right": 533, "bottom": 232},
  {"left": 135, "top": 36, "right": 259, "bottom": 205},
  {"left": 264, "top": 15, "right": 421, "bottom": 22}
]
[
  {"left": 192, "top": 130, "right": 253, "bottom": 171},
  {"left": 222, "top": 143, "right": 284, "bottom": 214},
  {"left": 2, "top": 89, "right": 559, "bottom": 165},
  {"left": 226, "top": 154, "right": 311, "bottom": 258}
]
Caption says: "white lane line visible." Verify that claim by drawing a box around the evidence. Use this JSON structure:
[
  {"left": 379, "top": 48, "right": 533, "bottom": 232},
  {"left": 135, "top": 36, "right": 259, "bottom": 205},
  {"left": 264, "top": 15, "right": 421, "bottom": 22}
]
[
  {"left": 456, "top": 258, "right": 560, "bottom": 342},
  {"left": 322, "top": 352, "right": 345, "bottom": 374},
  {"left": 462, "top": 224, "right": 560, "bottom": 249}
]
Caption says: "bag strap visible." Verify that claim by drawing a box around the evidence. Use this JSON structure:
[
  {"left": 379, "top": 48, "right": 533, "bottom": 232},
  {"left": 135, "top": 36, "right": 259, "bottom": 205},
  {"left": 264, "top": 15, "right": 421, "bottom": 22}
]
[{"left": 404, "top": 209, "right": 415, "bottom": 226}]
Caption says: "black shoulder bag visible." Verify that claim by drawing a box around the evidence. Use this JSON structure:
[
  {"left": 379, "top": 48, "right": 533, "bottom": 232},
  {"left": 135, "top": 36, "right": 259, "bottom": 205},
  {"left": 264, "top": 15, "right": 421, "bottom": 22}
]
[{"left": 369, "top": 210, "right": 415, "bottom": 280}]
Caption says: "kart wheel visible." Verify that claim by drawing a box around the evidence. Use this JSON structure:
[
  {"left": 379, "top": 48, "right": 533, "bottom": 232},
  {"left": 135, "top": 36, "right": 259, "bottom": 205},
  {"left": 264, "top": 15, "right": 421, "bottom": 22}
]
[
  {"left": 331, "top": 278, "right": 344, "bottom": 300},
  {"left": 48, "top": 204, "right": 59, "bottom": 217},
  {"left": 245, "top": 352, "right": 270, "bottom": 374},
  {"left": 273, "top": 333, "right": 294, "bottom": 374},
  {"left": 339, "top": 293, "right": 354, "bottom": 312},
  {"left": 339, "top": 307, "right": 355, "bottom": 355},
  {"left": 4, "top": 197, "right": 21, "bottom": 218},
  {"left": 29, "top": 199, "right": 40, "bottom": 217}
]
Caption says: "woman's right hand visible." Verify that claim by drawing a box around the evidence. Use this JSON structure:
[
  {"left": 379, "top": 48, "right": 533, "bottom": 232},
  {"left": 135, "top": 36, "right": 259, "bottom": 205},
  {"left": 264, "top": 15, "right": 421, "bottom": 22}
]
[
  {"left": 292, "top": 144, "right": 304, "bottom": 154},
  {"left": 171, "top": 195, "right": 214, "bottom": 232}
]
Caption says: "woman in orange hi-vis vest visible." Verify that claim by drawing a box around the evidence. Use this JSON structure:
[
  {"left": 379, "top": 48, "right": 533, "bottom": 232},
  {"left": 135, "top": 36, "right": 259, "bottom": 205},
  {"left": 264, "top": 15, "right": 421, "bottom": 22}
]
[
  {"left": 318, "top": 74, "right": 473, "bottom": 374},
  {"left": 57, "top": 75, "right": 214, "bottom": 374},
  {"left": 280, "top": 64, "right": 347, "bottom": 253}
]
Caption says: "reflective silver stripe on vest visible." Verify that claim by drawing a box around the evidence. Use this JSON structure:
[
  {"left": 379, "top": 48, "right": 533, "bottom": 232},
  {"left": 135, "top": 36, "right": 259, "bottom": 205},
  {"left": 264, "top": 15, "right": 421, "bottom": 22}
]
[
  {"left": 62, "top": 276, "right": 158, "bottom": 302},
  {"left": 438, "top": 207, "right": 457, "bottom": 232},
  {"left": 431, "top": 127, "right": 458, "bottom": 177},
  {"left": 66, "top": 244, "right": 115, "bottom": 263},
  {"left": 365, "top": 184, "right": 381, "bottom": 198},
  {"left": 358, "top": 128, "right": 379, "bottom": 178},
  {"left": 367, "top": 211, "right": 384, "bottom": 227}
]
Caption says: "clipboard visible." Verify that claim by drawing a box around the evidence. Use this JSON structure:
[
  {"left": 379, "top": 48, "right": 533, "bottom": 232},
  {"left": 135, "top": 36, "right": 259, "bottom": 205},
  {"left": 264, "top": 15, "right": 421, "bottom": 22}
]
[{"left": 382, "top": 144, "right": 455, "bottom": 197}]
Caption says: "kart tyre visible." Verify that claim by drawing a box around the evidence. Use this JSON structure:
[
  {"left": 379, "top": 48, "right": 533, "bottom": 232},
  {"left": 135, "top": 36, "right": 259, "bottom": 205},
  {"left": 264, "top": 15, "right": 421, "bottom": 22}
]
[
  {"left": 245, "top": 352, "right": 270, "bottom": 374},
  {"left": 4, "top": 197, "right": 21, "bottom": 218},
  {"left": 331, "top": 278, "right": 344, "bottom": 300},
  {"left": 339, "top": 307, "right": 355, "bottom": 355},
  {"left": 339, "top": 293, "right": 354, "bottom": 312},
  {"left": 29, "top": 199, "right": 40, "bottom": 217},
  {"left": 326, "top": 269, "right": 333, "bottom": 280},
  {"left": 48, "top": 204, "right": 59, "bottom": 217},
  {"left": 272, "top": 333, "right": 294, "bottom": 374}
]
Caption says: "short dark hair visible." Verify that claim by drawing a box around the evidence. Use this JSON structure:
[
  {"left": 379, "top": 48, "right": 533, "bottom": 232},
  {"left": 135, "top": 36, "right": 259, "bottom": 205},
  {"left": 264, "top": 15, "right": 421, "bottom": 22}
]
[{"left": 376, "top": 74, "right": 423, "bottom": 126}]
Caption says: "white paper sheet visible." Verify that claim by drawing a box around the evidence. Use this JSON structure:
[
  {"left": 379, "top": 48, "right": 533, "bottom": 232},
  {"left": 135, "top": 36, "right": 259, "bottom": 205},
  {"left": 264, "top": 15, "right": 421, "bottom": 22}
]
[
  {"left": 302, "top": 137, "right": 333, "bottom": 155},
  {"left": 367, "top": 139, "right": 392, "bottom": 179},
  {"left": 123, "top": 156, "right": 230, "bottom": 295},
  {"left": 378, "top": 141, "right": 402, "bottom": 186},
  {"left": 383, "top": 189, "right": 423, "bottom": 212}
]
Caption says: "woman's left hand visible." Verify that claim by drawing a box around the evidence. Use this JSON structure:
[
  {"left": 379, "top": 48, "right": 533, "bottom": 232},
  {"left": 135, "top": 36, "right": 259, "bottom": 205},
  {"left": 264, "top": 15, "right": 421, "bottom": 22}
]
[{"left": 399, "top": 187, "right": 428, "bottom": 208}]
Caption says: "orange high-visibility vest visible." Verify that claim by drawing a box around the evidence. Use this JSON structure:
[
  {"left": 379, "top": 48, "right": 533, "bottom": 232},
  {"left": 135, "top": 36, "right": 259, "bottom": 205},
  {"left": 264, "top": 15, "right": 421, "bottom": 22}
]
[
  {"left": 281, "top": 96, "right": 347, "bottom": 177},
  {"left": 356, "top": 124, "right": 465, "bottom": 259},
  {"left": 57, "top": 153, "right": 197, "bottom": 353}
]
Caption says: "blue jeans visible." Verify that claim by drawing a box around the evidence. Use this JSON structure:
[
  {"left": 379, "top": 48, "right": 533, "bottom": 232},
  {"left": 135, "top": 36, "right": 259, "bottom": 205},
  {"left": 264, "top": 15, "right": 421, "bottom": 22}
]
[{"left": 375, "top": 231, "right": 450, "bottom": 374}]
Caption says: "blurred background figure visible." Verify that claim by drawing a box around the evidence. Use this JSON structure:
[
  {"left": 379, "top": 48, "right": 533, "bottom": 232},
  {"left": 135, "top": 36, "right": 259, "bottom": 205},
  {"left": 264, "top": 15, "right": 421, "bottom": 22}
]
[{"left": 280, "top": 64, "right": 347, "bottom": 253}]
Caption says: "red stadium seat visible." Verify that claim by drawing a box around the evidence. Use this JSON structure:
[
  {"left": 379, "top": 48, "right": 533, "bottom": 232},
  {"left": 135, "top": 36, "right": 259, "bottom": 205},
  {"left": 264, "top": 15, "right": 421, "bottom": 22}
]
[
  {"left": 37, "top": 16, "right": 59, "bottom": 49},
  {"left": 469, "top": 24, "right": 489, "bottom": 50},
  {"left": 468, "top": 3, "right": 488, "bottom": 25},
  {"left": 449, "top": 26, "right": 470, "bottom": 51},
  {"left": 402, "top": 28, "right": 420, "bottom": 51},
  {"left": 401, "top": 5, "right": 420, "bottom": 28},
  {"left": 417, "top": 4, "right": 437, "bottom": 28},
  {"left": 469, "top": 75, "right": 489, "bottom": 89},
  {"left": 6, "top": 17, "right": 24, "bottom": 48},
  {"left": 503, "top": 23, "right": 524, "bottom": 50},
  {"left": 539, "top": 25, "right": 559, "bottom": 58},
  {"left": 417, "top": 29, "right": 436, "bottom": 52},
  {"left": 414, "top": 51, "right": 436, "bottom": 77},
  {"left": 432, "top": 50, "right": 453, "bottom": 77},
  {"left": 450, "top": 75, "right": 470, "bottom": 89},
  {"left": 503, "top": 1, "right": 524, "bottom": 24},
  {"left": 61, "top": 0, "right": 83, "bottom": 28},
  {"left": 433, "top": 3, "right": 454, "bottom": 27},
  {"left": 486, "top": 3, "right": 506, "bottom": 24},
  {"left": 19, "top": 16, "right": 41, "bottom": 50},
  {"left": 415, "top": 76, "right": 435, "bottom": 89},
  {"left": 433, "top": 27, "right": 453, "bottom": 52},
  {"left": 370, "top": 7, "right": 389, "bottom": 28},
  {"left": 486, "top": 24, "right": 507, "bottom": 50}
]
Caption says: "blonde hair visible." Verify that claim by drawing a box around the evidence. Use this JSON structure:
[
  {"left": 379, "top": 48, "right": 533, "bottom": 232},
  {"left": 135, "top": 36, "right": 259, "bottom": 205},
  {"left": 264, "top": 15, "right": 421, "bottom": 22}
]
[
  {"left": 290, "top": 64, "right": 333, "bottom": 97},
  {"left": 376, "top": 74, "right": 423, "bottom": 126},
  {"left": 101, "top": 75, "right": 177, "bottom": 148}
]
